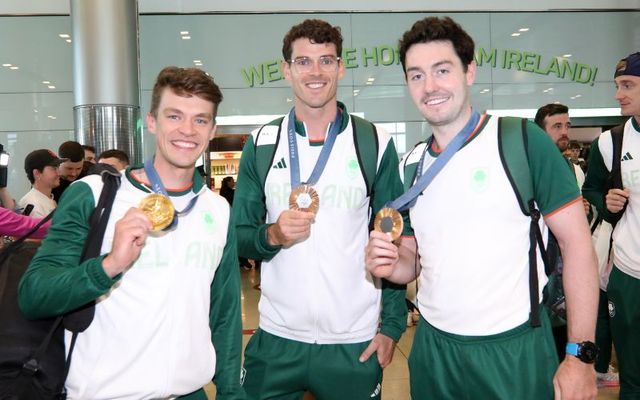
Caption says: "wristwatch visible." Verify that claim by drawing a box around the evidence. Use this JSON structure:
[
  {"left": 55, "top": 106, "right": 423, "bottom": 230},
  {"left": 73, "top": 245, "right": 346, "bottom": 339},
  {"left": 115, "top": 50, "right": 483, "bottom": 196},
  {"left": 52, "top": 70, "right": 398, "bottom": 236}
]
[{"left": 565, "top": 341, "right": 599, "bottom": 363}]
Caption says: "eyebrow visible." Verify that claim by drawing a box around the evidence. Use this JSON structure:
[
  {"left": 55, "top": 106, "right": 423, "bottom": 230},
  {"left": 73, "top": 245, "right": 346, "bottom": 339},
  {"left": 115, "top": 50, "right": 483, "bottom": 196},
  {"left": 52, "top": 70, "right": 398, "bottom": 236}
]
[{"left": 406, "top": 59, "right": 453, "bottom": 73}]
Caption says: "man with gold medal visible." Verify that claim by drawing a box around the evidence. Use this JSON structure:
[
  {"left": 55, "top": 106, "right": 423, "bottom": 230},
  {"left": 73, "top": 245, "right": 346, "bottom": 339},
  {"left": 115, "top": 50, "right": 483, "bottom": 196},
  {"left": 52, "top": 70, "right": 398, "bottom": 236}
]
[
  {"left": 233, "top": 19, "right": 407, "bottom": 400},
  {"left": 19, "top": 67, "right": 244, "bottom": 399}
]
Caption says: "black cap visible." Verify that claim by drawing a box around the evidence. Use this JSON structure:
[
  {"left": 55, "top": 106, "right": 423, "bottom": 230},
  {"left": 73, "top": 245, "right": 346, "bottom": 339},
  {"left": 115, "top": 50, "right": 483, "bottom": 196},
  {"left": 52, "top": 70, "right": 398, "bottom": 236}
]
[
  {"left": 24, "top": 149, "right": 67, "bottom": 174},
  {"left": 58, "top": 141, "right": 84, "bottom": 162},
  {"left": 614, "top": 52, "right": 640, "bottom": 79}
]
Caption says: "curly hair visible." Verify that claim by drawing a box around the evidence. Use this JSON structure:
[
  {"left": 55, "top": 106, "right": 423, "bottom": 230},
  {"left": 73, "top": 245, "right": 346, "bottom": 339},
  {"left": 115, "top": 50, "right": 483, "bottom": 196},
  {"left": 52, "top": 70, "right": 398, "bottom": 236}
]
[
  {"left": 150, "top": 67, "right": 223, "bottom": 118},
  {"left": 282, "top": 19, "right": 343, "bottom": 61},
  {"left": 398, "top": 17, "right": 475, "bottom": 73}
]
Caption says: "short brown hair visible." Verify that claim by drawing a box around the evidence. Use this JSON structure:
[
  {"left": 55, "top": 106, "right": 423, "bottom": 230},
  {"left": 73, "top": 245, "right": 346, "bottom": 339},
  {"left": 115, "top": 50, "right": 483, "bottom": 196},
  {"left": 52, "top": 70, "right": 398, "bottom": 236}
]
[
  {"left": 534, "top": 103, "right": 569, "bottom": 129},
  {"left": 149, "top": 67, "right": 223, "bottom": 118},
  {"left": 399, "top": 17, "right": 475, "bottom": 74},
  {"left": 282, "top": 19, "right": 343, "bottom": 61}
]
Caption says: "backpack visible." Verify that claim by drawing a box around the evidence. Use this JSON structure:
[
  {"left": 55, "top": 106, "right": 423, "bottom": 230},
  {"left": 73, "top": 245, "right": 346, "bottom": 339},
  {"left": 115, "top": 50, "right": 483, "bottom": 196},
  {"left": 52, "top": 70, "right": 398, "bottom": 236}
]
[
  {"left": 0, "top": 164, "right": 121, "bottom": 400},
  {"left": 400, "top": 116, "right": 560, "bottom": 328},
  {"left": 252, "top": 114, "right": 379, "bottom": 224}
]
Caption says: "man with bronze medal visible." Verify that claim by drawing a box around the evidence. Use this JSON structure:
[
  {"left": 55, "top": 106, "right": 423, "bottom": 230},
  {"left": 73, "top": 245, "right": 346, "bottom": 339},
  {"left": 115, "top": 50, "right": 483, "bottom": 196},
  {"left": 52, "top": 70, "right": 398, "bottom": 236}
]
[
  {"left": 233, "top": 19, "right": 407, "bottom": 399},
  {"left": 365, "top": 17, "right": 599, "bottom": 400},
  {"left": 19, "top": 67, "right": 244, "bottom": 399}
]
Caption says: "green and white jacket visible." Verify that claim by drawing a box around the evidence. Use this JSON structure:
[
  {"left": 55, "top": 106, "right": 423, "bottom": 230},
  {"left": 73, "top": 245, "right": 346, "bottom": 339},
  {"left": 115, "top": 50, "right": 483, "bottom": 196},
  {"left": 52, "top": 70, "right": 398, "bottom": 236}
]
[
  {"left": 19, "top": 166, "right": 243, "bottom": 400},
  {"left": 233, "top": 103, "right": 407, "bottom": 345}
]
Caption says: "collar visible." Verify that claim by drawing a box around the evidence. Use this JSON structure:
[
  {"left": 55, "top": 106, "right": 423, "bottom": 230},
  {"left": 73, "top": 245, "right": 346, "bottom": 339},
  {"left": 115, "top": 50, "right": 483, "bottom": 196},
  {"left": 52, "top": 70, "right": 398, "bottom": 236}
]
[
  {"left": 293, "top": 101, "right": 349, "bottom": 138},
  {"left": 125, "top": 163, "right": 206, "bottom": 196}
]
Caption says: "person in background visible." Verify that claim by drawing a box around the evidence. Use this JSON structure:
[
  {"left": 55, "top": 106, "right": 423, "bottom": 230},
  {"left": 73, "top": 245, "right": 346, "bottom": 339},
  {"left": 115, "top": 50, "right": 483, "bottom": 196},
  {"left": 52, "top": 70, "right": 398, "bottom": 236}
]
[
  {"left": 97, "top": 149, "right": 130, "bottom": 171},
  {"left": 19, "top": 66, "right": 244, "bottom": 399},
  {"left": 583, "top": 51, "right": 640, "bottom": 398},
  {"left": 52, "top": 141, "right": 85, "bottom": 202},
  {"left": 82, "top": 145, "right": 96, "bottom": 164},
  {"left": 365, "top": 16, "right": 598, "bottom": 399},
  {"left": 17, "top": 149, "right": 65, "bottom": 218}
]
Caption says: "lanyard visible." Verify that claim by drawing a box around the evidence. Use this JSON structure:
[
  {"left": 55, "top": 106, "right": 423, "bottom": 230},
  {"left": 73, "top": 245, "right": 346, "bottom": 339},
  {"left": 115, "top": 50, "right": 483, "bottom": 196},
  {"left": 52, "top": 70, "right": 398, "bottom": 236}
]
[
  {"left": 143, "top": 158, "right": 199, "bottom": 230},
  {"left": 287, "top": 107, "right": 342, "bottom": 188},
  {"left": 388, "top": 111, "right": 481, "bottom": 212}
]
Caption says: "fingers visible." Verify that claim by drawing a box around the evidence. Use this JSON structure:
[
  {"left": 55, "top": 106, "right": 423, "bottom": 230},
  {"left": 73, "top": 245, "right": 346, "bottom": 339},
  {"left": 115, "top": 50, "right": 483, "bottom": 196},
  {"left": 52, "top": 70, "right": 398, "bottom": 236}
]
[
  {"left": 268, "top": 210, "right": 316, "bottom": 247},
  {"left": 606, "top": 188, "right": 629, "bottom": 213},
  {"left": 358, "top": 341, "right": 377, "bottom": 363},
  {"left": 103, "top": 208, "right": 153, "bottom": 277},
  {"left": 365, "top": 231, "right": 399, "bottom": 278}
]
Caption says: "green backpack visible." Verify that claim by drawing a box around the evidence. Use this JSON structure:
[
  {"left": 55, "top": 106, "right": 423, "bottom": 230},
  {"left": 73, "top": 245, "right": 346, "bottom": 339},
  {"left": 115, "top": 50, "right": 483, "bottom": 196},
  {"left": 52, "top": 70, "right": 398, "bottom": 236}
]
[
  {"left": 401, "top": 116, "right": 551, "bottom": 327},
  {"left": 252, "top": 114, "right": 380, "bottom": 224}
]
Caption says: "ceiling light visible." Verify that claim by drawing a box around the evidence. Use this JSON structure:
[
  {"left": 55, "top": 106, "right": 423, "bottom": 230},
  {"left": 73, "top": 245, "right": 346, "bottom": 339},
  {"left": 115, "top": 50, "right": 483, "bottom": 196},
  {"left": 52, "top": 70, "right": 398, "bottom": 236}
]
[
  {"left": 519, "top": 28, "right": 530, "bottom": 32},
  {"left": 2, "top": 64, "right": 11, "bottom": 67},
  {"left": 9, "top": 66, "right": 18, "bottom": 70},
  {"left": 193, "top": 59, "right": 202, "bottom": 63},
  {"left": 182, "top": 36, "right": 191, "bottom": 40},
  {"left": 180, "top": 31, "right": 189, "bottom": 35},
  {"left": 58, "top": 33, "right": 70, "bottom": 38},
  {"left": 511, "top": 33, "right": 521, "bottom": 37},
  {"left": 48, "top": 85, "right": 56, "bottom": 89},
  {"left": 66, "top": 39, "right": 72, "bottom": 43},
  {"left": 42, "top": 80, "right": 50, "bottom": 84},
  {"left": 47, "top": 115, "right": 56, "bottom": 119},
  {"left": 562, "top": 54, "right": 572, "bottom": 58},
  {"left": 33, "top": 109, "right": 38, "bottom": 113},
  {"left": 574, "top": 94, "right": 582, "bottom": 98},
  {"left": 367, "top": 77, "right": 375, "bottom": 82}
]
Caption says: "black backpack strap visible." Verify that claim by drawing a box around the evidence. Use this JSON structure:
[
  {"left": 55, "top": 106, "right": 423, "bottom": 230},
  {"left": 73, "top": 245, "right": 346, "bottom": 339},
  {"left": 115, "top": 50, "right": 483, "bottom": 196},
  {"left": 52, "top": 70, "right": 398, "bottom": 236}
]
[{"left": 608, "top": 124, "right": 626, "bottom": 226}]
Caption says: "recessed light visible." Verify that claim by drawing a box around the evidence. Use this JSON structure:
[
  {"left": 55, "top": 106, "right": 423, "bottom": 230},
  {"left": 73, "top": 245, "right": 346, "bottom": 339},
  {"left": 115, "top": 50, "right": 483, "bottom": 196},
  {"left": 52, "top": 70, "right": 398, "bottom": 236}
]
[
  {"left": 367, "top": 77, "right": 375, "bottom": 82},
  {"left": 33, "top": 109, "right": 38, "bottom": 113},
  {"left": 182, "top": 36, "right": 191, "bottom": 40},
  {"left": 9, "top": 66, "right": 19, "bottom": 70},
  {"left": 58, "top": 34, "right": 70, "bottom": 38},
  {"left": 511, "top": 33, "right": 521, "bottom": 37},
  {"left": 66, "top": 39, "right": 72, "bottom": 43},
  {"left": 180, "top": 31, "right": 189, "bottom": 35},
  {"left": 193, "top": 59, "right": 202, "bottom": 63},
  {"left": 2, "top": 63, "right": 11, "bottom": 67},
  {"left": 48, "top": 85, "right": 56, "bottom": 89},
  {"left": 42, "top": 81, "right": 50, "bottom": 84},
  {"left": 562, "top": 54, "right": 572, "bottom": 58},
  {"left": 47, "top": 115, "right": 56, "bottom": 119},
  {"left": 519, "top": 28, "right": 530, "bottom": 32},
  {"left": 574, "top": 94, "right": 582, "bottom": 98},
  {"left": 366, "top": 82, "right": 373, "bottom": 85}
]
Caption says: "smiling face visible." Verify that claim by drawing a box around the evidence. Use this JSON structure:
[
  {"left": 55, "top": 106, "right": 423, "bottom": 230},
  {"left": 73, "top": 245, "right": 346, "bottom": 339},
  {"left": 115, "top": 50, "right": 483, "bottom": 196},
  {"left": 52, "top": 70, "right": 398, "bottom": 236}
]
[
  {"left": 283, "top": 38, "right": 345, "bottom": 114},
  {"left": 404, "top": 40, "right": 476, "bottom": 129},
  {"left": 146, "top": 88, "right": 217, "bottom": 175},
  {"left": 615, "top": 75, "right": 640, "bottom": 117}
]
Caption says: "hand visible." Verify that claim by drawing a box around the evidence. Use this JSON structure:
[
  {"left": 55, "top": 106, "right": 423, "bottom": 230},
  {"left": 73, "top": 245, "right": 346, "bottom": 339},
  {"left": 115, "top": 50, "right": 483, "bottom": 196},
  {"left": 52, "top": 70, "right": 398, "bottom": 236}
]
[
  {"left": 365, "top": 230, "right": 399, "bottom": 279},
  {"left": 553, "top": 356, "right": 597, "bottom": 400},
  {"left": 358, "top": 333, "right": 396, "bottom": 368},
  {"left": 605, "top": 188, "right": 629, "bottom": 213},
  {"left": 102, "top": 207, "right": 152, "bottom": 278},
  {"left": 582, "top": 198, "right": 591, "bottom": 215},
  {"left": 267, "top": 209, "right": 315, "bottom": 248}
]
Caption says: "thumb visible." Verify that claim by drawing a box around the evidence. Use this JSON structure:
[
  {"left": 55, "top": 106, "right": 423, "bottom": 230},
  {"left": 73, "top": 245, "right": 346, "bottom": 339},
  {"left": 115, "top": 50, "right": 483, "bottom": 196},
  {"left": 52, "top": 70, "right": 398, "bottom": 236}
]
[{"left": 359, "top": 341, "right": 377, "bottom": 363}]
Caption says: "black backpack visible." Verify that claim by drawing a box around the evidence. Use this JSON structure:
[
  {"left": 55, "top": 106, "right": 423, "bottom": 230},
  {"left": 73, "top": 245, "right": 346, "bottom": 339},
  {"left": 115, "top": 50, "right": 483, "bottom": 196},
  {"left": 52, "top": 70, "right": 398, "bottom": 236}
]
[{"left": 0, "top": 165, "right": 121, "bottom": 400}]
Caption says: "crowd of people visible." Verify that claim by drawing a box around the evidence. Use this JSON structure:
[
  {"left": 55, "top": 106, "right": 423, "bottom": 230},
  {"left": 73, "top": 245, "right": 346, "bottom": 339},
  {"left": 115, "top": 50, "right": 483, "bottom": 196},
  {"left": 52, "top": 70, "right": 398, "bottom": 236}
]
[{"left": 1, "top": 14, "right": 638, "bottom": 400}]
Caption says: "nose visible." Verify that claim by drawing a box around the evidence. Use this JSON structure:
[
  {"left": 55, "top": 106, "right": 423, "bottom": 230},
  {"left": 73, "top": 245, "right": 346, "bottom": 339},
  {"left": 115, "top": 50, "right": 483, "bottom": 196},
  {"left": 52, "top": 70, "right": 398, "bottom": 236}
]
[
  {"left": 423, "top": 76, "right": 438, "bottom": 93},
  {"left": 179, "top": 118, "right": 195, "bottom": 134},
  {"left": 614, "top": 87, "right": 624, "bottom": 103}
]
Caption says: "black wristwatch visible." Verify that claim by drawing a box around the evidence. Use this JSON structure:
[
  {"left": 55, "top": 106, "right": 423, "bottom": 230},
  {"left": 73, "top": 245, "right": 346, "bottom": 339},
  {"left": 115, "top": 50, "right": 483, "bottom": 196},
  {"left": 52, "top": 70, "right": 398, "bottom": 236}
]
[{"left": 565, "top": 341, "right": 599, "bottom": 363}]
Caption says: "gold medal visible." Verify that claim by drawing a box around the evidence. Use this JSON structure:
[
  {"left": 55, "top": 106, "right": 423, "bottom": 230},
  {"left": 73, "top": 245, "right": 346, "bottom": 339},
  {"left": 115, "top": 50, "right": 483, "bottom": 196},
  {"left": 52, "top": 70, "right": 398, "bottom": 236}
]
[
  {"left": 289, "top": 184, "right": 320, "bottom": 214},
  {"left": 138, "top": 193, "right": 175, "bottom": 231},
  {"left": 374, "top": 207, "right": 403, "bottom": 241}
]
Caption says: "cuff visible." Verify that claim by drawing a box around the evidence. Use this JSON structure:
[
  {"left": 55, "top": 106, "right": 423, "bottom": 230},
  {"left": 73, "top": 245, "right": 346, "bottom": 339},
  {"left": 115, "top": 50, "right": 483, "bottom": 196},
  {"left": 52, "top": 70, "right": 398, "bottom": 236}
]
[
  {"left": 87, "top": 254, "right": 122, "bottom": 291},
  {"left": 255, "top": 224, "right": 282, "bottom": 260}
]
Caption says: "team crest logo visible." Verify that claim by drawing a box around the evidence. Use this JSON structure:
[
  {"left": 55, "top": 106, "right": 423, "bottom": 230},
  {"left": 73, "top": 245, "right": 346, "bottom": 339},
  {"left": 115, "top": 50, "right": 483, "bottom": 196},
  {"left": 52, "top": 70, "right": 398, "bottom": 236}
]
[
  {"left": 202, "top": 211, "right": 216, "bottom": 234},
  {"left": 608, "top": 300, "right": 616, "bottom": 318},
  {"left": 470, "top": 167, "right": 490, "bottom": 192},
  {"left": 346, "top": 157, "right": 360, "bottom": 179}
]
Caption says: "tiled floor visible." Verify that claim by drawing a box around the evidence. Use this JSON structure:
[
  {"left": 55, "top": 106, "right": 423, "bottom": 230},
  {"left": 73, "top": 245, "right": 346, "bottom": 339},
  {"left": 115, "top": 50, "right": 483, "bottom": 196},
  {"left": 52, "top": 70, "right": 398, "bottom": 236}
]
[{"left": 205, "top": 268, "right": 620, "bottom": 399}]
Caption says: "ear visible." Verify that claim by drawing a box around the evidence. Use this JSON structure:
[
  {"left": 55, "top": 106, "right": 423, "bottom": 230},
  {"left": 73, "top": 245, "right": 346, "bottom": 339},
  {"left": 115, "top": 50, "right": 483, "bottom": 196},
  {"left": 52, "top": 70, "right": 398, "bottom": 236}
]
[
  {"left": 283, "top": 60, "right": 292, "bottom": 83},
  {"left": 466, "top": 60, "right": 477, "bottom": 86},
  {"left": 33, "top": 169, "right": 42, "bottom": 180},
  {"left": 208, "top": 124, "right": 218, "bottom": 141},
  {"left": 146, "top": 112, "right": 157, "bottom": 135},
  {"left": 337, "top": 58, "right": 346, "bottom": 80}
]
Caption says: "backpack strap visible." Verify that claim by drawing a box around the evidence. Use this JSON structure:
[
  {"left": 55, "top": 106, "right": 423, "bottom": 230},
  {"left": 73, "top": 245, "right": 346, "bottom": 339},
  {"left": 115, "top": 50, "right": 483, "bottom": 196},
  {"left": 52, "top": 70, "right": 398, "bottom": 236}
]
[
  {"left": 498, "top": 116, "right": 549, "bottom": 328},
  {"left": 608, "top": 124, "right": 626, "bottom": 225},
  {"left": 401, "top": 141, "right": 428, "bottom": 193},
  {"left": 255, "top": 117, "right": 284, "bottom": 189},
  {"left": 351, "top": 114, "right": 379, "bottom": 198}
]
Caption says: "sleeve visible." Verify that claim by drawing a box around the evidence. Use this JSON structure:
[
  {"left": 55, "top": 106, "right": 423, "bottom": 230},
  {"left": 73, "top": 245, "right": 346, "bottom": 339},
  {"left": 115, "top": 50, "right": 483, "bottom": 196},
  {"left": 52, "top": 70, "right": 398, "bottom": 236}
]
[
  {"left": 372, "top": 139, "right": 407, "bottom": 342},
  {"left": 210, "top": 217, "right": 245, "bottom": 399},
  {"left": 524, "top": 121, "right": 581, "bottom": 216},
  {"left": 582, "top": 137, "right": 617, "bottom": 222},
  {"left": 18, "top": 181, "right": 120, "bottom": 319},
  {"left": 232, "top": 134, "right": 282, "bottom": 261},
  {"left": 0, "top": 207, "right": 50, "bottom": 238}
]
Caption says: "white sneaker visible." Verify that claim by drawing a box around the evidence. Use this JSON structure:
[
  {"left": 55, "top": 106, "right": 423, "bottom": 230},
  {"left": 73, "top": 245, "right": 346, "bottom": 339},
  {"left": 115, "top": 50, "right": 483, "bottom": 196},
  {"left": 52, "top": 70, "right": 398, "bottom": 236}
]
[{"left": 596, "top": 366, "right": 619, "bottom": 388}]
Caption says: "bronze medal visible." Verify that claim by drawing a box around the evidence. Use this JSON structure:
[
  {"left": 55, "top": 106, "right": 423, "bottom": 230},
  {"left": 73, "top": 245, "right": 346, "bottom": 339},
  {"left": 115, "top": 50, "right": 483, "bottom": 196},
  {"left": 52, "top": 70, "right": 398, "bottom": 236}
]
[
  {"left": 138, "top": 193, "right": 175, "bottom": 231},
  {"left": 374, "top": 207, "right": 403, "bottom": 241},
  {"left": 289, "top": 184, "right": 320, "bottom": 214}
]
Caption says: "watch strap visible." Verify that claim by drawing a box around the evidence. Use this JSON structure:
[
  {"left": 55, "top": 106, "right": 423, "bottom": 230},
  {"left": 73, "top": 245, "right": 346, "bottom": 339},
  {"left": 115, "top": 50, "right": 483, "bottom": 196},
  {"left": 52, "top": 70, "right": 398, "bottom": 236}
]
[{"left": 565, "top": 342, "right": 579, "bottom": 357}]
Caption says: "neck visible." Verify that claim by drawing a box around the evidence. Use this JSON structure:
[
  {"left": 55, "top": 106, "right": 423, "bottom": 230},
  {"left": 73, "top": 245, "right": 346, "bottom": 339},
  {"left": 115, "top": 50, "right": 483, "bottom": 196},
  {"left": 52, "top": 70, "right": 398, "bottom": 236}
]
[
  {"left": 144, "top": 159, "right": 194, "bottom": 191},
  {"left": 33, "top": 182, "right": 52, "bottom": 197},
  {"left": 431, "top": 106, "right": 474, "bottom": 150},
  {"left": 294, "top": 101, "right": 339, "bottom": 141}
]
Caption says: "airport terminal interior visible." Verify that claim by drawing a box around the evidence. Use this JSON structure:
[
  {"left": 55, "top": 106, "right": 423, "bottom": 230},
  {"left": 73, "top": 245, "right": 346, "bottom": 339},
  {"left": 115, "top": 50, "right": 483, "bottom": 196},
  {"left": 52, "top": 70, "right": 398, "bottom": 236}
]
[{"left": 1, "top": 1, "right": 639, "bottom": 399}]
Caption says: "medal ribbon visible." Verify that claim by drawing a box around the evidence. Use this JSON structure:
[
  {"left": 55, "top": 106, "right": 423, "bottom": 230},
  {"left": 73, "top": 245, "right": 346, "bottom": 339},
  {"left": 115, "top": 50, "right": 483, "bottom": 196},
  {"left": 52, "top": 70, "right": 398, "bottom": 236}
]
[
  {"left": 143, "top": 158, "right": 199, "bottom": 230},
  {"left": 287, "top": 107, "right": 342, "bottom": 188},
  {"left": 387, "top": 111, "right": 481, "bottom": 212}
]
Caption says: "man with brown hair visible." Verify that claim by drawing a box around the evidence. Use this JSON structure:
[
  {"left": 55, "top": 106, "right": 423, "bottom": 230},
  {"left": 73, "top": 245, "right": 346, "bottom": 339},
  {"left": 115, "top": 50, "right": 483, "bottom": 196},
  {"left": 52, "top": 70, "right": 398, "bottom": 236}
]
[{"left": 20, "top": 67, "right": 244, "bottom": 399}]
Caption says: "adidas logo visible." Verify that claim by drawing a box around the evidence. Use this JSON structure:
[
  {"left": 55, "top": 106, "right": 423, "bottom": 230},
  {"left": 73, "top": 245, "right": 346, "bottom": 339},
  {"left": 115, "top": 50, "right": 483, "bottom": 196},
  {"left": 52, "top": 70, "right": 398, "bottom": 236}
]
[
  {"left": 622, "top": 152, "right": 634, "bottom": 161},
  {"left": 370, "top": 383, "right": 381, "bottom": 398},
  {"left": 272, "top": 157, "right": 288, "bottom": 169}
]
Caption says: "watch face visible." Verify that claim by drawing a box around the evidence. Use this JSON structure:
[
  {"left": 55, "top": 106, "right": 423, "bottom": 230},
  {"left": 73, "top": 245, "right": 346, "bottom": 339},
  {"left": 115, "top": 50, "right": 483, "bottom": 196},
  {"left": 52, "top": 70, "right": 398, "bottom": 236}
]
[{"left": 579, "top": 341, "right": 599, "bottom": 363}]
